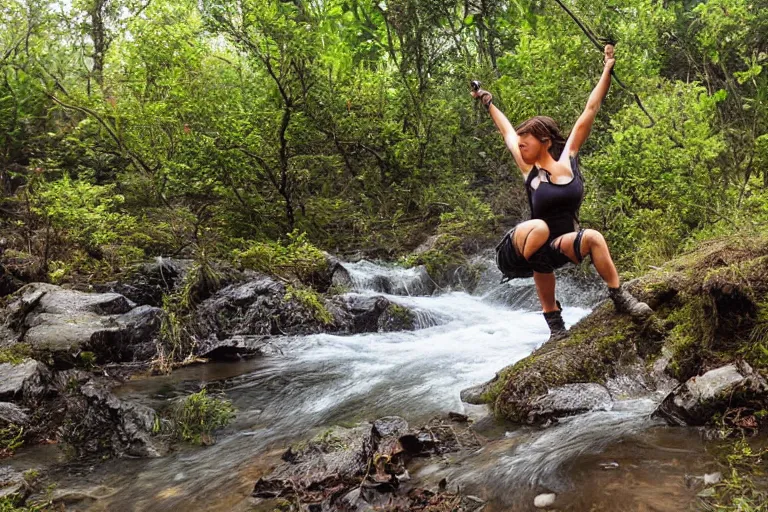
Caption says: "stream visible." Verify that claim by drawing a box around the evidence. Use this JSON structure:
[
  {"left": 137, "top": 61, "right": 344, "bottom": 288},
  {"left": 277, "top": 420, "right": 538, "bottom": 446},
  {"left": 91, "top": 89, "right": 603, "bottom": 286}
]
[{"left": 17, "top": 260, "right": 718, "bottom": 511}]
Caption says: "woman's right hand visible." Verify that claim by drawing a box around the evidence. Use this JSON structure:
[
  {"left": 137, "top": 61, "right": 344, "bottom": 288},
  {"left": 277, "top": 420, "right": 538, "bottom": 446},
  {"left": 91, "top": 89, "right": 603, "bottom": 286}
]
[
  {"left": 470, "top": 82, "right": 493, "bottom": 108},
  {"left": 604, "top": 44, "right": 616, "bottom": 71}
]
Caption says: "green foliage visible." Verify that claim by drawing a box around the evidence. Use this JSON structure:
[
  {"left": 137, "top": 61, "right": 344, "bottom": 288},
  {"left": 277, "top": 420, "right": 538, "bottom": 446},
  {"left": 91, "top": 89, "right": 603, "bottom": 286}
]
[
  {"left": 284, "top": 285, "right": 333, "bottom": 325},
  {"left": 704, "top": 438, "right": 768, "bottom": 511},
  {"left": 233, "top": 231, "right": 327, "bottom": 283},
  {"left": 170, "top": 389, "right": 236, "bottom": 445},
  {"left": 77, "top": 351, "right": 96, "bottom": 368},
  {"left": 155, "top": 251, "right": 221, "bottom": 371},
  {"left": 0, "top": 424, "right": 24, "bottom": 456},
  {"left": 0, "top": 0, "right": 767, "bottom": 282},
  {"left": 0, "top": 498, "right": 49, "bottom": 512}
]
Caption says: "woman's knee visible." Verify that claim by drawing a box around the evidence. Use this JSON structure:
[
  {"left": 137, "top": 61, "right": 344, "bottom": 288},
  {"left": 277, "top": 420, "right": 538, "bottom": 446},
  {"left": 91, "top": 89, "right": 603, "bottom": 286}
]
[{"left": 583, "top": 229, "right": 606, "bottom": 250}]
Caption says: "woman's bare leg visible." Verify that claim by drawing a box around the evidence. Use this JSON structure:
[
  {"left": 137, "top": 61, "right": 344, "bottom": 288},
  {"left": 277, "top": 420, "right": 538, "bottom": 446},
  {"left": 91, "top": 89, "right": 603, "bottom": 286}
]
[
  {"left": 551, "top": 229, "right": 651, "bottom": 318},
  {"left": 512, "top": 219, "right": 550, "bottom": 260},
  {"left": 533, "top": 271, "right": 558, "bottom": 312},
  {"left": 551, "top": 229, "right": 619, "bottom": 288}
]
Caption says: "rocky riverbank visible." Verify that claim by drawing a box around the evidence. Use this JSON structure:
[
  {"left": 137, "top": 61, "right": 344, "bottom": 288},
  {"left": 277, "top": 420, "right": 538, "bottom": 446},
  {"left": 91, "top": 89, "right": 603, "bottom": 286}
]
[{"left": 464, "top": 236, "right": 768, "bottom": 433}]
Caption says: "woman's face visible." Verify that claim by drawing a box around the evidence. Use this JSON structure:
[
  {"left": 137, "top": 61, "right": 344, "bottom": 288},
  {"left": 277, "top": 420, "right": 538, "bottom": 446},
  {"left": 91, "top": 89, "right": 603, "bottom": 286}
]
[{"left": 518, "top": 134, "right": 548, "bottom": 165}]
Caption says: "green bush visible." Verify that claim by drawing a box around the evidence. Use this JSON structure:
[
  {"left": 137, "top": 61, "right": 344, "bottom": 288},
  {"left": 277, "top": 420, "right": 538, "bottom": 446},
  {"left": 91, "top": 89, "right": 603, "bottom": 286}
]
[
  {"left": 232, "top": 231, "right": 326, "bottom": 283},
  {"left": 170, "top": 389, "right": 235, "bottom": 446}
]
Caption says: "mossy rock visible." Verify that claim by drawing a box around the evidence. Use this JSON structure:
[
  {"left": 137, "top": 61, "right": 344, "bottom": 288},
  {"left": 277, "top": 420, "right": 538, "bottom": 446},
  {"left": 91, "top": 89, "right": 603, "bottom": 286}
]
[
  {"left": 377, "top": 303, "right": 416, "bottom": 332},
  {"left": 484, "top": 235, "right": 768, "bottom": 423}
]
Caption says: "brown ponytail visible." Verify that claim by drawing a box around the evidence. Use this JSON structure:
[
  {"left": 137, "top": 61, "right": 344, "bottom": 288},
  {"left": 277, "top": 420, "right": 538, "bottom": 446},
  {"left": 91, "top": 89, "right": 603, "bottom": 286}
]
[{"left": 515, "top": 116, "right": 567, "bottom": 160}]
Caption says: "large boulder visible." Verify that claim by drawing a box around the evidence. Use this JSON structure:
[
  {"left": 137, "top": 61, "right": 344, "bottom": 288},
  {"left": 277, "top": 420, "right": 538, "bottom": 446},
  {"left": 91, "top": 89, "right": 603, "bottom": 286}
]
[
  {"left": 191, "top": 275, "right": 423, "bottom": 350},
  {"left": 527, "top": 383, "right": 613, "bottom": 423},
  {"left": 58, "top": 376, "right": 164, "bottom": 458},
  {"left": 654, "top": 362, "right": 768, "bottom": 426},
  {"left": 192, "top": 276, "right": 332, "bottom": 341},
  {"left": 3, "top": 283, "right": 163, "bottom": 364},
  {"left": 93, "top": 258, "right": 193, "bottom": 307}
]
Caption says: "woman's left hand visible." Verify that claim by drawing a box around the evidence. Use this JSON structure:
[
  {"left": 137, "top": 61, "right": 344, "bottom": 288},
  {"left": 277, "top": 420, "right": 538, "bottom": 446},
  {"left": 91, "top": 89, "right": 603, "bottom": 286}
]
[{"left": 604, "top": 44, "right": 616, "bottom": 70}]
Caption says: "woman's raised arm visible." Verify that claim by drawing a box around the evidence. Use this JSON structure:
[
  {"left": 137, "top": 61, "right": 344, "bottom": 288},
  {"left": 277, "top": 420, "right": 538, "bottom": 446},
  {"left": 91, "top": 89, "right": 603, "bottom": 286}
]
[
  {"left": 563, "top": 45, "right": 615, "bottom": 159},
  {"left": 471, "top": 85, "right": 533, "bottom": 175}
]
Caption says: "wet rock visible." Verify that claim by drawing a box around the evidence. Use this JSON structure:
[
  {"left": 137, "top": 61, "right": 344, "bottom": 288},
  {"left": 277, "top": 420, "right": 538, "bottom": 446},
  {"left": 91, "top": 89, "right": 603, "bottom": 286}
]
[
  {"left": 0, "top": 360, "right": 49, "bottom": 402},
  {"left": 0, "top": 402, "right": 29, "bottom": 426},
  {"left": 528, "top": 383, "right": 613, "bottom": 423},
  {"left": 95, "top": 258, "right": 192, "bottom": 307},
  {"left": 0, "top": 466, "right": 29, "bottom": 500},
  {"left": 60, "top": 379, "right": 164, "bottom": 458},
  {"left": 460, "top": 376, "right": 496, "bottom": 405},
  {"left": 49, "top": 484, "right": 117, "bottom": 507},
  {"left": 704, "top": 472, "right": 722, "bottom": 485},
  {"left": 254, "top": 423, "right": 375, "bottom": 499},
  {"left": 373, "top": 416, "right": 409, "bottom": 438},
  {"left": 377, "top": 303, "right": 416, "bottom": 332},
  {"left": 534, "top": 493, "right": 556, "bottom": 508},
  {"left": 252, "top": 414, "right": 483, "bottom": 510},
  {"left": 3, "top": 283, "right": 163, "bottom": 364},
  {"left": 654, "top": 362, "right": 768, "bottom": 426},
  {"left": 194, "top": 276, "right": 330, "bottom": 339},
  {"left": 196, "top": 335, "right": 270, "bottom": 360}
]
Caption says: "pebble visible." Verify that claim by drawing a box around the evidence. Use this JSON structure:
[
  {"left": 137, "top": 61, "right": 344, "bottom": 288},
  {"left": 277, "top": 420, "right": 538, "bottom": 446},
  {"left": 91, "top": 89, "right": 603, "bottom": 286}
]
[{"left": 534, "top": 493, "right": 556, "bottom": 508}]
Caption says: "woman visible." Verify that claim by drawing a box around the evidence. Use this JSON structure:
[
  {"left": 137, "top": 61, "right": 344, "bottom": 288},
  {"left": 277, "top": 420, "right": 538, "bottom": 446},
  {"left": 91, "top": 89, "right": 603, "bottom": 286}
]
[{"left": 472, "top": 44, "right": 651, "bottom": 340}]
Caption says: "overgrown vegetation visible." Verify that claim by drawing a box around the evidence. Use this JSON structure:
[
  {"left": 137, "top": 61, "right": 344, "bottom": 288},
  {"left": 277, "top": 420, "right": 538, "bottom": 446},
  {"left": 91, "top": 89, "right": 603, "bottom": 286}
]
[
  {"left": 0, "top": 0, "right": 766, "bottom": 287},
  {"left": 154, "top": 253, "right": 221, "bottom": 372},
  {"left": 168, "top": 389, "right": 236, "bottom": 446},
  {"left": 233, "top": 231, "right": 328, "bottom": 284}
]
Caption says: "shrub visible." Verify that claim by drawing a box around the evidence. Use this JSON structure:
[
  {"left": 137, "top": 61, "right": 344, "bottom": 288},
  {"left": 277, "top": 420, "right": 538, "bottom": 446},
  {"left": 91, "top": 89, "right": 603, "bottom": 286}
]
[
  {"left": 169, "top": 389, "right": 235, "bottom": 446},
  {"left": 232, "top": 231, "right": 326, "bottom": 283}
]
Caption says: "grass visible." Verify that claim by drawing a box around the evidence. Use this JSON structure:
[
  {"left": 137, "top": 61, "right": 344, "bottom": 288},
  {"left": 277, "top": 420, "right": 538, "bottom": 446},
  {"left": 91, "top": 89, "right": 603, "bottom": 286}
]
[
  {"left": 0, "top": 424, "right": 24, "bottom": 457},
  {"left": 701, "top": 437, "right": 768, "bottom": 511},
  {"left": 169, "top": 389, "right": 236, "bottom": 446}
]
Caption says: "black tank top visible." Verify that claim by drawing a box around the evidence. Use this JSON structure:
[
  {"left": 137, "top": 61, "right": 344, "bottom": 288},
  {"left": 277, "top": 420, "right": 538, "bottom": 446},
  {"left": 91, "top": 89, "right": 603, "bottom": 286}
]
[{"left": 525, "top": 155, "right": 584, "bottom": 240}]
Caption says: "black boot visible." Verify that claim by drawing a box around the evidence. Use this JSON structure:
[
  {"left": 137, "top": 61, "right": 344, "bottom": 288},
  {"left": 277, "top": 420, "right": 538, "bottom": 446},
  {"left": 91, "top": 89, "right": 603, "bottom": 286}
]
[
  {"left": 543, "top": 301, "right": 567, "bottom": 341},
  {"left": 608, "top": 285, "right": 652, "bottom": 319}
]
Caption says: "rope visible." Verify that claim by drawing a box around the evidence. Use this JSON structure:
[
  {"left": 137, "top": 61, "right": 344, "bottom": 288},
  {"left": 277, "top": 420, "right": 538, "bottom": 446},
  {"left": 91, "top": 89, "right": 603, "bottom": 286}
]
[{"left": 551, "top": 0, "right": 656, "bottom": 128}]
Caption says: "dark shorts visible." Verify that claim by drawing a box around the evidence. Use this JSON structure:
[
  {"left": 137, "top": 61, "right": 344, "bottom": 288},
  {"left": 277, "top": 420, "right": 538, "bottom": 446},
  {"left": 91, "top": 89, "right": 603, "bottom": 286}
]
[{"left": 495, "top": 227, "right": 586, "bottom": 281}]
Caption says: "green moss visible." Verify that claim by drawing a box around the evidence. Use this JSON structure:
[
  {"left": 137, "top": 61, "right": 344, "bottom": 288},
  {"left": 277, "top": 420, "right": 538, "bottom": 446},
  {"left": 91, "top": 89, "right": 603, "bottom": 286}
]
[
  {"left": 663, "top": 295, "right": 714, "bottom": 381},
  {"left": 284, "top": 285, "right": 333, "bottom": 325},
  {"left": 0, "top": 345, "right": 32, "bottom": 365}
]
